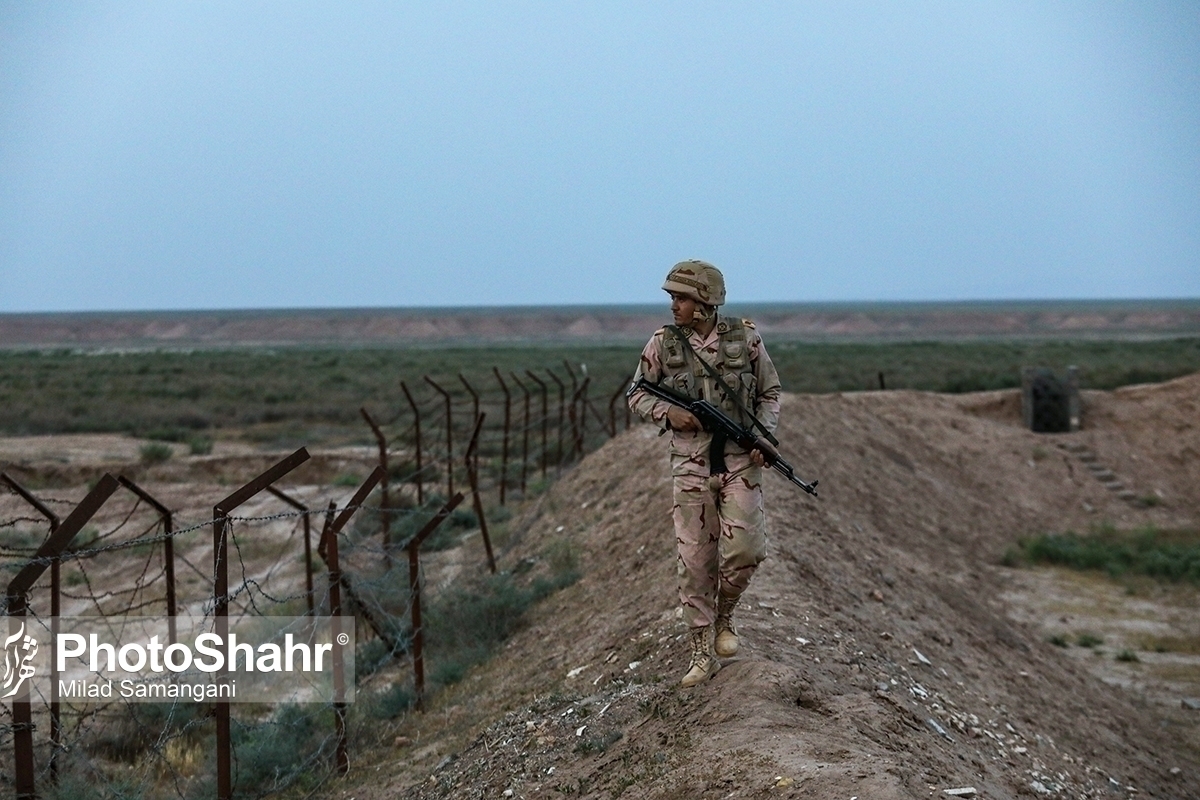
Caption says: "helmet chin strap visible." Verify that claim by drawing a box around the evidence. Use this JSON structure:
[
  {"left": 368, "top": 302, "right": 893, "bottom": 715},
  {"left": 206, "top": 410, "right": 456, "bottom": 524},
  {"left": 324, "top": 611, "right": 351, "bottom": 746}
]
[{"left": 692, "top": 303, "right": 716, "bottom": 324}]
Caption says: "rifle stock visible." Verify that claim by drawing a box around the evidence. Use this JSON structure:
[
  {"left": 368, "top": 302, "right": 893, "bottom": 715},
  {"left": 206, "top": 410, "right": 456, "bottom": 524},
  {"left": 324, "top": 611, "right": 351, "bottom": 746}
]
[{"left": 631, "top": 378, "right": 818, "bottom": 496}]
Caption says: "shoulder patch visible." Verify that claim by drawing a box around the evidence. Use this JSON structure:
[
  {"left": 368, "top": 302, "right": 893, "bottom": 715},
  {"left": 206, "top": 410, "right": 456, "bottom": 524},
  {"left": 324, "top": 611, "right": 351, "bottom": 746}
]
[{"left": 742, "top": 318, "right": 756, "bottom": 329}]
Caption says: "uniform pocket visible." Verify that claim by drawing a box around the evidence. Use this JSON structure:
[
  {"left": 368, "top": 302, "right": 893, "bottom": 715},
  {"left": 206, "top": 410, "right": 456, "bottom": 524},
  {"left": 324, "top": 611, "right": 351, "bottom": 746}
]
[{"left": 723, "top": 341, "right": 746, "bottom": 369}]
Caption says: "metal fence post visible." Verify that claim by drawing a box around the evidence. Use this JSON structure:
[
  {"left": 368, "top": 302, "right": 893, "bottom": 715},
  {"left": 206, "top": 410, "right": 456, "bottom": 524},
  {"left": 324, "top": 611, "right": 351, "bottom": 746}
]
[
  {"left": 213, "top": 448, "right": 310, "bottom": 800},
  {"left": 492, "top": 368, "right": 511, "bottom": 505},
  {"left": 360, "top": 407, "right": 392, "bottom": 564},
  {"left": 116, "top": 476, "right": 178, "bottom": 642},
  {"left": 607, "top": 377, "right": 629, "bottom": 437},
  {"left": 510, "top": 372, "right": 531, "bottom": 495},
  {"left": 424, "top": 376, "right": 454, "bottom": 499},
  {"left": 407, "top": 492, "right": 466, "bottom": 710},
  {"left": 266, "top": 485, "right": 315, "bottom": 616},
  {"left": 562, "top": 362, "right": 579, "bottom": 460},
  {"left": 525, "top": 370, "right": 548, "bottom": 480},
  {"left": 572, "top": 376, "right": 591, "bottom": 457},
  {"left": 464, "top": 414, "right": 496, "bottom": 574},
  {"left": 459, "top": 374, "right": 481, "bottom": 479},
  {"left": 0, "top": 473, "right": 63, "bottom": 787},
  {"left": 400, "top": 381, "right": 425, "bottom": 505},
  {"left": 4, "top": 473, "right": 120, "bottom": 800},
  {"left": 318, "top": 466, "right": 385, "bottom": 776},
  {"left": 545, "top": 369, "right": 566, "bottom": 468}
]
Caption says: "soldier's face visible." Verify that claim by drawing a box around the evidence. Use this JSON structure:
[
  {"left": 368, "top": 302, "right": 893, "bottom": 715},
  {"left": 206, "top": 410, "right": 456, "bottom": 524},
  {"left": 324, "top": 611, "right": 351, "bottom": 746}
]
[{"left": 669, "top": 292, "right": 698, "bottom": 326}]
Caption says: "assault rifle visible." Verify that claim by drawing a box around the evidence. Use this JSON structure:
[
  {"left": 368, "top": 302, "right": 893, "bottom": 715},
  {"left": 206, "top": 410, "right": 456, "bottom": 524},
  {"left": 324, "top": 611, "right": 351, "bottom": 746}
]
[{"left": 632, "top": 377, "right": 818, "bottom": 496}]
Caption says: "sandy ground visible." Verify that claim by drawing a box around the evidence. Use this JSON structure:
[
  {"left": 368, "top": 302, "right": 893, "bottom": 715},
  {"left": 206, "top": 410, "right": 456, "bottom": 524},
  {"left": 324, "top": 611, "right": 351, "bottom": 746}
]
[
  {"left": 2, "top": 373, "right": 1199, "bottom": 798},
  {"left": 352, "top": 372, "right": 1200, "bottom": 800}
]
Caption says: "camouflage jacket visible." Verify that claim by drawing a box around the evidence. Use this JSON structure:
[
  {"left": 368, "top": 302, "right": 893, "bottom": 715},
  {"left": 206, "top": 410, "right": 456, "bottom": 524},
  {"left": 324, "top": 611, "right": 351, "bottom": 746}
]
[{"left": 627, "top": 316, "right": 782, "bottom": 460}]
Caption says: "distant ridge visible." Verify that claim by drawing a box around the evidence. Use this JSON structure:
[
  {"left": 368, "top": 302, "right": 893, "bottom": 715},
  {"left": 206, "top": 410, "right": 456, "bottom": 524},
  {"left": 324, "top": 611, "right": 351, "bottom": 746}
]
[{"left": 1, "top": 300, "right": 1198, "bottom": 349}]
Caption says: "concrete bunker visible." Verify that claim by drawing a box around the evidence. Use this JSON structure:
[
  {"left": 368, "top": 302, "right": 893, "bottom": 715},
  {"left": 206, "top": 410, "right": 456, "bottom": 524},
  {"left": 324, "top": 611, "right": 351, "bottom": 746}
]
[{"left": 1021, "top": 366, "right": 1080, "bottom": 433}]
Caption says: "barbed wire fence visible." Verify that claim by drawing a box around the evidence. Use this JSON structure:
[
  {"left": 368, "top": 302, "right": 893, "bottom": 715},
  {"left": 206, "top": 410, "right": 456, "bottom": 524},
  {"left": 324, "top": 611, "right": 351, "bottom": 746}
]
[{"left": 0, "top": 362, "right": 638, "bottom": 799}]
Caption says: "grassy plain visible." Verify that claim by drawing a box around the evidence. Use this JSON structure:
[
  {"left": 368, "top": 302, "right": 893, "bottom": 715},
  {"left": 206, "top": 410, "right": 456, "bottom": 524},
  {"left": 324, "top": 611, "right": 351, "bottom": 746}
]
[{"left": 1, "top": 337, "right": 1199, "bottom": 442}]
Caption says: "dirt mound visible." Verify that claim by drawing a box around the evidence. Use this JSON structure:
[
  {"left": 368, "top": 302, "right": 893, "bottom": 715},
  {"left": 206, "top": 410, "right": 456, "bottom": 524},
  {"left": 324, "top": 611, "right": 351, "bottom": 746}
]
[{"left": 352, "top": 376, "right": 1200, "bottom": 798}]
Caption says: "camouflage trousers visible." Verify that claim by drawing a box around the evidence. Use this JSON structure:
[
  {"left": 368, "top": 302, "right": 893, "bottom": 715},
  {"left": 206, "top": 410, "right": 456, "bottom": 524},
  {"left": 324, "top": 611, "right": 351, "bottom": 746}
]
[{"left": 671, "top": 453, "right": 767, "bottom": 629}]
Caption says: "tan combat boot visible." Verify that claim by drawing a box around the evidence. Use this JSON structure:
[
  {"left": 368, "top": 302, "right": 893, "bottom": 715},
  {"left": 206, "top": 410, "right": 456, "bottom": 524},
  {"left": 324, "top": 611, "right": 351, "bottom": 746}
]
[
  {"left": 680, "top": 626, "right": 720, "bottom": 688},
  {"left": 714, "top": 594, "right": 740, "bottom": 657}
]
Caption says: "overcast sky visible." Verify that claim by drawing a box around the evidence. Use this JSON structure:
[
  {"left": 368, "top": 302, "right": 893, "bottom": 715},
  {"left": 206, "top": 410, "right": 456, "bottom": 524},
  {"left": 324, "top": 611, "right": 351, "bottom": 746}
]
[{"left": 1, "top": 2, "right": 1197, "bottom": 312}]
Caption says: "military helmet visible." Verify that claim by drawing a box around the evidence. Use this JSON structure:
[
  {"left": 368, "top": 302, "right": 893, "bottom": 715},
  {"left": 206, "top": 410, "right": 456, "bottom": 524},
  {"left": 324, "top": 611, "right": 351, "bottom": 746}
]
[{"left": 662, "top": 260, "right": 725, "bottom": 307}]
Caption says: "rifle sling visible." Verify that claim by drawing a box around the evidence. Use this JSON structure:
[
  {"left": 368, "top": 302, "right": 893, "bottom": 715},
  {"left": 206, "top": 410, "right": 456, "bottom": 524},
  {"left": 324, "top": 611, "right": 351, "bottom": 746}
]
[{"left": 665, "top": 324, "right": 778, "bottom": 445}]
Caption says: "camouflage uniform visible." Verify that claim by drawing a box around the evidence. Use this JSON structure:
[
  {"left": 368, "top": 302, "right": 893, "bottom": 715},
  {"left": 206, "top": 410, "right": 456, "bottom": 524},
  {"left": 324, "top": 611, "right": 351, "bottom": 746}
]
[{"left": 628, "top": 317, "right": 782, "bottom": 629}]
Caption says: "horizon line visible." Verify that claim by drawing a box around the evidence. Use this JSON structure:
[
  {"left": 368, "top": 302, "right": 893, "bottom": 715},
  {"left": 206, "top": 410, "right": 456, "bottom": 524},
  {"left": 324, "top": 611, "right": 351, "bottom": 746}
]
[{"left": 4, "top": 297, "right": 1200, "bottom": 317}]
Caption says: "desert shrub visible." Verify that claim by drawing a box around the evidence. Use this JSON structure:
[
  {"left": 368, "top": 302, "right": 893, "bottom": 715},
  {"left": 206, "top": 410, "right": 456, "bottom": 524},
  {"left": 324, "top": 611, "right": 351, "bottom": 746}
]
[
  {"left": 1115, "top": 649, "right": 1140, "bottom": 662},
  {"left": 449, "top": 506, "right": 478, "bottom": 529},
  {"left": 368, "top": 682, "right": 417, "bottom": 719},
  {"left": 1017, "top": 526, "right": 1200, "bottom": 583},
  {"left": 387, "top": 495, "right": 472, "bottom": 552},
  {"left": 424, "top": 556, "right": 580, "bottom": 688},
  {"left": 230, "top": 704, "right": 327, "bottom": 796},
  {"left": 139, "top": 442, "right": 173, "bottom": 464},
  {"left": 356, "top": 630, "right": 410, "bottom": 678},
  {"left": 1076, "top": 633, "right": 1104, "bottom": 648},
  {"left": 45, "top": 774, "right": 146, "bottom": 800},
  {"left": 187, "top": 435, "right": 214, "bottom": 455}
]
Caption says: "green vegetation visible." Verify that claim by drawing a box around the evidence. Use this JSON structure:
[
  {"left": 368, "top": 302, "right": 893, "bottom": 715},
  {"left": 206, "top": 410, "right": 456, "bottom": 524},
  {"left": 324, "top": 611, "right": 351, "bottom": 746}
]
[
  {"left": 187, "top": 435, "right": 214, "bottom": 455},
  {"left": 1011, "top": 525, "right": 1200, "bottom": 583},
  {"left": 139, "top": 442, "right": 173, "bottom": 464},
  {"left": 1076, "top": 633, "right": 1104, "bottom": 648},
  {"left": 1, "top": 338, "right": 1197, "bottom": 442},
  {"left": 1115, "top": 649, "right": 1140, "bottom": 663},
  {"left": 422, "top": 540, "right": 581, "bottom": 692}
]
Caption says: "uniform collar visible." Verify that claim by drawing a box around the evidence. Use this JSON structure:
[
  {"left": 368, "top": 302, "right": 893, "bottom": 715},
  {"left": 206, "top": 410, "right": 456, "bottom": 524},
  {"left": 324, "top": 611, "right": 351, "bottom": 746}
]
[{"left": 679, "top": 314, "right": 722, "bottom": 346}]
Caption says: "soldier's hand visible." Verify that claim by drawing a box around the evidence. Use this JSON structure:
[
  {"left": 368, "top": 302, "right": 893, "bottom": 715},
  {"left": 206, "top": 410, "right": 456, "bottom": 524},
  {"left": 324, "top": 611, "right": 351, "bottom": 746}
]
[
  {"left": 665, "top": 406, "right": 702, "bottom": 432},
  {"left": 749, "top": 448, "right": 766, "bottom": 468}
]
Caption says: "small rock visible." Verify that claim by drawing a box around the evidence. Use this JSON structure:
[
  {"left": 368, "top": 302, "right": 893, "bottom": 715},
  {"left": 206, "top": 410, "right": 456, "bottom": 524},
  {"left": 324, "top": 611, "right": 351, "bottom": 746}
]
[
  {"left": 926, "top": 718, "right": 954, "bottom": 742},
  {"left": 942, "top": 789, "right": 977, "bottom": 798},
  {"left": 1181, "top": 698, "right": 1200, "bottom": 710},
  {"left": 393, "top": 735, "right": 411, "bottom": 748},
  {"left": 566, "top": 665, "right": 589, "bottom": 679},
  {"left": 627, "top": 661, "right": 641, "bottom": 671},
  {"left": 1170, "top": 767, "right": 1182, "bottom": 777},
  {"left": 914, "top": 649, "right": 932, "bottom": 666},
  {"left": 774, "top": 776, "right": 794, "bottom": 788},
  {"left": 795, "top": 637, "right": 809, "bottom": 645},
  {"left": 503, "top": 790, "right": 514, "bottom": 798},
  {"left": 879, "top": 631, "right": 893, "bottom": 640},
  {"left": 1030, "top": 780, "right": 1052, "bottom": 795},
  {"left": 871, "top": 589, "right": 884, "bottom": 602},
  {"left": 576, "top": 725, "right": 587, "bottom": 737},
  {"left": 875, "top": 682, "right": 890, "bottom": 692}
]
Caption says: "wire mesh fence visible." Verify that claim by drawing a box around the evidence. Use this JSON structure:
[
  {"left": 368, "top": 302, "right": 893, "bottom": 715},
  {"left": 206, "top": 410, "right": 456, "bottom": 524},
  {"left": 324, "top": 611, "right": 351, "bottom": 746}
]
[{"left": 0, "top": 361, "right": 638, "bottom": 799}]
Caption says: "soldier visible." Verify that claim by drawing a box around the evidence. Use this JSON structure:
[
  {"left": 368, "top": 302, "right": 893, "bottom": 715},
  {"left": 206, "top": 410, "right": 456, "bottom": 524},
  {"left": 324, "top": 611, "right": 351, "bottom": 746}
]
[{"left": 627, "top": 260, "right": 782, "bottom": 688}]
